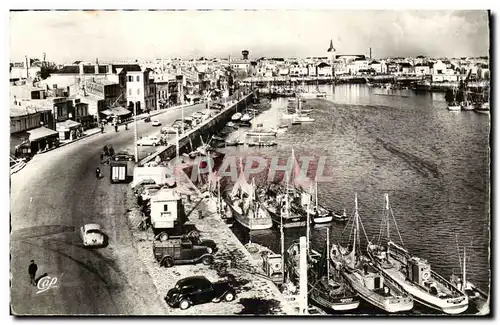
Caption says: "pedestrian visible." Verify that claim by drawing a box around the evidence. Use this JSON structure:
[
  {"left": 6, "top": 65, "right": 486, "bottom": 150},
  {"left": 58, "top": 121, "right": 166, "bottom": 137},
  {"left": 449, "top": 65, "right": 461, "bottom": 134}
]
[
  {"left": 28, "top": 260, "right": 37, "bottom": 286},
  {"left": 114, "top": 124, "right": 118, "bottom": 132},
  {"left": 108, "top": 146, "right": 115, "bottom": 156},
  {"left": 103, "top": 145, "right": 108, "bottom": 156},
  {"left": 100, "top": 152, "right": 104, "bottom": 163}
]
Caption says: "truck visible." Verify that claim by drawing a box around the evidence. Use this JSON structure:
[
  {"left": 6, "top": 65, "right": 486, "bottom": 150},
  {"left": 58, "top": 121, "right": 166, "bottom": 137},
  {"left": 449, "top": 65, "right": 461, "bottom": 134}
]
[
  {"left": 110, "top": 154, "right": 135, "bottom": 183},
  {"left": 153, "top": 237, "right": 214, "bottom": 268}
]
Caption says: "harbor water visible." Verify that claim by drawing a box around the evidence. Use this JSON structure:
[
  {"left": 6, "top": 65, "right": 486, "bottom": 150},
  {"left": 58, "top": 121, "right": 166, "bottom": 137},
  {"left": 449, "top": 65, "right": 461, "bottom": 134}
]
[{"left": 218, "top": 84, "right": 490, "bottom": 313}]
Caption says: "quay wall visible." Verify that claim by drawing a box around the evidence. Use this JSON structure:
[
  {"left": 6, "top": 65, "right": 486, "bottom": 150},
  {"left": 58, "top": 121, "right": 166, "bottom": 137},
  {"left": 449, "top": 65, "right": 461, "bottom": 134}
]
[{"left": 139, "top": 92, "right": 255, "bottom": 166}]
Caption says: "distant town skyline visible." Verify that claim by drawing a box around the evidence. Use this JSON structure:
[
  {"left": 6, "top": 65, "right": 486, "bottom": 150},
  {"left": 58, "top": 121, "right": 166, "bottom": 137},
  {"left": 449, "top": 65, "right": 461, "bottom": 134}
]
[{"left": 10, "top": 10, "right": 490, "bottom": 63}]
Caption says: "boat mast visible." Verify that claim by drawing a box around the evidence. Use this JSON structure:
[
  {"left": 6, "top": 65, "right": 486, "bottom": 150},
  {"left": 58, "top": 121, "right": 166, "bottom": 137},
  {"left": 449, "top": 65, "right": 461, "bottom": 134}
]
[
  {"left": 326, "top": 227, "right": 330, "bottom": 281},
  {"left": 353, "top": 193, "right": 359, "bottom": 257},
  {"left": 385, "top": 193, "right": 390, "bottom": 241},
  {"left": 463, "top": 246, "right": 467, "bottom": 290},
  {"left": 315, "top": 178, "right": 318, "bottom": 209},
  {"left": 217, "top": 177, "right": 221, "bottom": 215},
  {"left": 280, "top": 202, "right": 285, "bottom": 283},
  {"left": 306, "top": 184, "right": 311, "bottom": 253}
]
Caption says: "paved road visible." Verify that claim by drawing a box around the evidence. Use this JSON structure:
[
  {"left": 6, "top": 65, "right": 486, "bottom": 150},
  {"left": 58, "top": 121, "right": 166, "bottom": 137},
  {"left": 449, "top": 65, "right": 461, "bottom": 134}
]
[{"left": 10, "top": 103, "right": 208, "bottom": 315}]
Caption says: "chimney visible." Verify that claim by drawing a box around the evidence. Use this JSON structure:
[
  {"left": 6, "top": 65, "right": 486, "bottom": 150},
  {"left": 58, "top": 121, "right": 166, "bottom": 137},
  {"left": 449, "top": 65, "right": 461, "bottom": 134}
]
[{"left": 369, "top": 47, "right": 372, "bottom": 60}]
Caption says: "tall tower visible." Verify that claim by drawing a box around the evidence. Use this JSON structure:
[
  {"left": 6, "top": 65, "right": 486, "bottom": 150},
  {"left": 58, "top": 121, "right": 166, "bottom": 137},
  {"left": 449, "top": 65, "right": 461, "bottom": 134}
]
[{"left": 242, "top": 50, "right": 249, "bottom": 60}]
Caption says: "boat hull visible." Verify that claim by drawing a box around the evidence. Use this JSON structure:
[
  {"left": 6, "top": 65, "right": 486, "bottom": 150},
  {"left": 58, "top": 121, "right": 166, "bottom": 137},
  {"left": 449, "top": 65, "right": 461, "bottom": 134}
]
[
  {"left": 342, "top": 271, "right": 414, "bottom": 313},
  {"left": 448, "top": 105, "right": 461, "bottom": 111},
  {"left": 367, "top": 247, "right": 469, "bottom": 314},
  {"left": 313, "top": 215, "right": 333, "bottom": 224},
  {"left": 310, "top": 292, "right": 360, "bottom": 311}
]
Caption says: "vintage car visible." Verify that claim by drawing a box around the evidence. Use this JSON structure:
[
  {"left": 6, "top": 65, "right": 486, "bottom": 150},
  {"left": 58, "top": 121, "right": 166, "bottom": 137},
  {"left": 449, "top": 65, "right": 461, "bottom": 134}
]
[
  {"left": 152, "top": 120, "right": 162, "bottom": 127},
  {"left": 137, "top": 136, "right": 160, "bottom": 146},
  {"left": 80, "top": 224, "right": 105, "bottom": 247},
  {"left": 164, "top": 276, "right": 236, "bottom": 310},
  {"left": 153, "top": 237, "right": 215, "bottom": 268}
]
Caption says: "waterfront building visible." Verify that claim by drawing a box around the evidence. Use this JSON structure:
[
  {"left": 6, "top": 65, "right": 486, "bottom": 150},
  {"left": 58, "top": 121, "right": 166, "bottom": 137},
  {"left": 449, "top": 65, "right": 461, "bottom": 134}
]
[
  {"left": 125, "top": 67, "right": 156, "bottom": 114},
  {"left": 369, "top": 60, "right": 383, "bottom": 74}
]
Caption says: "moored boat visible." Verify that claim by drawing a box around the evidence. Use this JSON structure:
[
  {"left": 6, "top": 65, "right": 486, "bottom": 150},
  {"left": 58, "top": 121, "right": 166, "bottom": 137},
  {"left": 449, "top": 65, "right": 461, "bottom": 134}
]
[
  {"left": 286, "top": 240, "right": 360, "bottom": 312},
  {"left": 331, "top": 194, "right": 414, "bottom": 313},
  {"left": 367, "top": 194, "right": 468, "bottom": 314},
  {"left": 224, "top": 172, "right": 273, "bottom": 231},
  {"left": 231, "top": 112, "right": 243, "bottom": 121}
]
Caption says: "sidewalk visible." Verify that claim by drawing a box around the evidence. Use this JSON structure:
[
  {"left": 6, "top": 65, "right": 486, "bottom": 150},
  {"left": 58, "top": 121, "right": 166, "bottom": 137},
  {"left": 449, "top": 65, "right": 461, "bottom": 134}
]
[{"left": 39, "top": 104, "right": 194, "bottom": 154}]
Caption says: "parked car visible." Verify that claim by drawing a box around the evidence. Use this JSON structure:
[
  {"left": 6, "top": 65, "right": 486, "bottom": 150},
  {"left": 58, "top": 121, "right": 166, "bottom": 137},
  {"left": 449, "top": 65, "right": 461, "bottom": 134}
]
[
  {"left": 80, "top": 224, "right": 105, "bottom": 247},
  {"left": 152, "top": 120, "right": 161, "bottom": 127},
  {"left": 165, "top": 276, "right": 236, "bottom": 310},
  {"left": 137, "top": 136, "right": 160, "bottom": 146},
  {"left": 140, "top": 184, "right": 162, "bottom": 201},
  {"left": 161, "top": 126, "right": 178, "bottom": 134},
  {"left": 112, "top": 152, "right": 134, "bottom": 161},
  {"left": 153, "top": 238, "right": 215, "bottom": 267}
]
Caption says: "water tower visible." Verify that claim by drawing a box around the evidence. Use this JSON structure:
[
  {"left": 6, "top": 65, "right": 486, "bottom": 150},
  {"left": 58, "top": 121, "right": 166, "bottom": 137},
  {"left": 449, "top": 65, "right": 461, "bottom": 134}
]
[{"left": 242, "top": 50, "right": 249, "bottom": 60}]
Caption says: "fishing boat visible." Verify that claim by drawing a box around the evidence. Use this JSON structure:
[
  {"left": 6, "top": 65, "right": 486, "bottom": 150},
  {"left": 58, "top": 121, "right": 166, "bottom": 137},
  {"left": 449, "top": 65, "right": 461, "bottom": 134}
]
[
  {"left": 225, "top": 139, "right": 243, "bottom": 147},
  {"left": 248, "top": 141, "right": 277, "bottom": 147},
  {"left": 241, "top": 112, "right": 253, "bottom": 122},
  {"left": 331, "top": 194, "right": 414, "bottom": 313},
  {"left": 291, "top": 182, "right": 332, "bottom": 224},
  {"left": 449, "top": 238, "right": 489, "bottom": 314},
  {"left": 272, "top": 125, "right": 288, "bottom": 134},
  {"left": 259, "top": 184, "right": 307, "bottom": 228},
  {"left": 286, "top": 237, "right": 360, "bottom": 311},
  {"left": 246, "top": 123, "right": 277, "bottom": 137},
  {"left": 224, "top": 168, "right": 273, "bottom": 231},
  {"left": 231, "top": 112, "right": 243, "bottom": 121},
  {"left": 446, "top": 87, "right": 463, "bottom": 111},
  {"left": 332, "top": 208, "right": 348, "bottom": 222},
  {"left": 367, "top": 194, "right": 468, "bottom": 314},
  {"left": 214, "top": 178, "right": 233, "bottom": 228},
  {"left": 475, "top": 102, "right": 489, "bottom": 114}
]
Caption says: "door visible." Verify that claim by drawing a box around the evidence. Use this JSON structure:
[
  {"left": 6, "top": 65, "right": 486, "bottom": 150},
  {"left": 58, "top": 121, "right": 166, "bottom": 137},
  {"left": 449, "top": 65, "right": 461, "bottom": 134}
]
[
  {"left": 179, "top": 240, "right": 194, "bottom": 261},
  {"left": 112, "top": 166, "right": 126, "bottom": 181},
  {"left": 193, "top": 279, "right": 214, "bottom": 304}
]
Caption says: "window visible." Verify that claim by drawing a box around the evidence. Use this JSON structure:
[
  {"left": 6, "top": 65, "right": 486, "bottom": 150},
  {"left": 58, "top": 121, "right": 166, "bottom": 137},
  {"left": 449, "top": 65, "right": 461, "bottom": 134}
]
[
  {"left": 128, "top": 76, "right": 133, "bottom": 82},
  {"left": 137, "top": 88, "right": 140, "bottom": 95},
  {"left": 136, "top": 76, "right": 140, "bottom": 82},
  {"left": 163, "top": 204, "right": 168, "bottom": 211},
  {"left": 129, "top": 88, "right": 132, "bottom": 96}
]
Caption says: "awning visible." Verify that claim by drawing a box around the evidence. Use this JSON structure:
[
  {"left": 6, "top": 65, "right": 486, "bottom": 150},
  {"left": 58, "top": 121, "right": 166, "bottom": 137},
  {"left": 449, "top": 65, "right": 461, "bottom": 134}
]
[
  {"left": 56, "top": 119, "right": 81, "bottom": 131},
  {"left": 26, "top": 127, "right": 59, "bottom": 142},
  {"left": 111, "top": 106, "right": 132, "bottom": 116},
  {"left": 100, "top": 106, "right": 131, "bottom": 117}
]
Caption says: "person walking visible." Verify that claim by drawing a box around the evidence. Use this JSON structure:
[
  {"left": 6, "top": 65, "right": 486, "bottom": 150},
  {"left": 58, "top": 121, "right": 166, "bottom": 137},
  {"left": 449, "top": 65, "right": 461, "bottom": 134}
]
[
  {"left": 114, "top": 124, "right": 118, "bottom": 132},
  {"left": 28, "top": 260, "right": 38, "bottom": 286}
]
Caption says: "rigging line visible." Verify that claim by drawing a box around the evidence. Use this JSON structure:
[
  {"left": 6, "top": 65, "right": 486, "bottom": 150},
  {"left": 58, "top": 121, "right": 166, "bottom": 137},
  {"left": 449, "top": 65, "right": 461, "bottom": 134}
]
[
  {"left": 377, "top": 204, "right": 385, "bottom": 245},
  {"left": 357, "top": 213, "right": 370, "bottom": 244},
  {"left": 455, "top": 233, "right": 462, "bottom": 268},
  {"left": 389, "top": 207, "right": 404, "bottom": 246}
]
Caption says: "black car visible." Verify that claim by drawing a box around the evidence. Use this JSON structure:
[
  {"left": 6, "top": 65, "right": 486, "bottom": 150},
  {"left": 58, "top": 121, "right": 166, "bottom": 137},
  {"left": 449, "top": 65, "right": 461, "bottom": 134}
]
[{"left": 165, "top": 276, "right": 236, "bottom": 310}]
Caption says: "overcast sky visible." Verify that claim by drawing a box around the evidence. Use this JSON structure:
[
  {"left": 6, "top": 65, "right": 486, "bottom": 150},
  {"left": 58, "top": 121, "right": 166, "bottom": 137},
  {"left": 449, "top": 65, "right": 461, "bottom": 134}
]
[{"left": 10, "top": 10, "right": 489, "bottom": 63}]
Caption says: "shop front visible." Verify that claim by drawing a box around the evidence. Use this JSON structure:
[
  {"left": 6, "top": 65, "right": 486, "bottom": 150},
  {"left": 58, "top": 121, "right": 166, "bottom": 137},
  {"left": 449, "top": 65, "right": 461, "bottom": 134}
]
[
  {"left": 56, "top": 119, "right": 83, "bottom": 141},
  {"left": 11, "top": 127, "right": 59, "bottom": 158}
]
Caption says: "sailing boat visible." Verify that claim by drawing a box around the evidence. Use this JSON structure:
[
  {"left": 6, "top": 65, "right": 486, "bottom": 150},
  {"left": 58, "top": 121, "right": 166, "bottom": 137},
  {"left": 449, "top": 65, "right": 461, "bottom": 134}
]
[
  {"left": 449, "top": 239, "right": 489, "bottom": 313},
  {"left": 292, "top": 181, "right": 333, "bottom": 224},
  {"left": 215, "top": 177, "right": 233, "bottom": 227},
  {"left": 330, "top": 194, "right": 414, "bottom": 313},
  {"left": 446, "top": 87, "right": 462, "bottom": 111},
  {"left": 461, "top": 89, "right": 474, "bottom": 111},
  {"left": 294, "top": 95, "right": 315, "bottom": 123},
  {"left": 224, "top": 161, "right": 273, "bottom": 230},
  {"left": 367, "top": 194, "right": 468, "bottom": 314}
]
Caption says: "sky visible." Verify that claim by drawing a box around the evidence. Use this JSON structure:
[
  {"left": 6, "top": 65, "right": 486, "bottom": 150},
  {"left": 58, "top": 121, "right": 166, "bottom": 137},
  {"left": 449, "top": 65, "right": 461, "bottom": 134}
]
[{"left": 9, "top": 10, "right": 490, "bottom": 63}]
